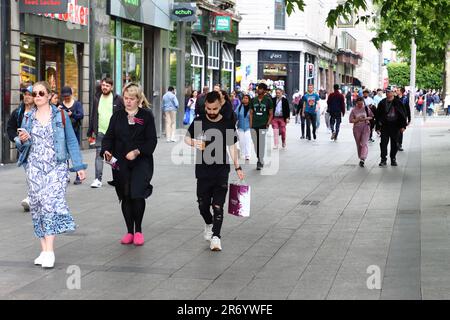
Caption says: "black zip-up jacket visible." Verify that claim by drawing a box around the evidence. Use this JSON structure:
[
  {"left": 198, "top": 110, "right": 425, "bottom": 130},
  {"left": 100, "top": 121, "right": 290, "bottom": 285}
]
[
  {"left": 375, "top": 98, "right": 407, "bottom": 131},
  {"left": 88, "top": 93, "right": 125, "bottom": 137},
  {"left": 397, "top": 95, "right": 411, "bottom": 124},
  {"left": 7, "top": 103, "right": 27, "bottom": 142},
  {"left": 271, "top": 97, "right": 290, "bottom": 122}
]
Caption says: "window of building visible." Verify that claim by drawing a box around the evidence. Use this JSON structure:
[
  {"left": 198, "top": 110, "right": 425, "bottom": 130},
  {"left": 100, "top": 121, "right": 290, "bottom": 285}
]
[
  {"left": 274, "top": 0, "right": 286, "bottom": 30},
  {"left": 64, "top": 43, "right": 80, "bottom": 99},
  {"left": 207, "top": 40, "right": 220, "bottom": 70},
  {"left": 122, "top": 41, "right": 142, "bottom": 85},
  {"left": 221, "top": 46, "right": 234, "bottom": 92},
  {"left": 20, "top": 35, "right": 37, "bottom": 87},
  {"left": 191, "top": 37, "right": 204, "bottom": 91}
]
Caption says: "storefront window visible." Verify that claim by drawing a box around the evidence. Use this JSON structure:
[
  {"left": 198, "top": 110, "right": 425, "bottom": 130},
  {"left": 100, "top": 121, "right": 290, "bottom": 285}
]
[
  {"left": 122, "top": 22, "right": 142, "bottom": 41},
  {"left": 122, "top": 41, "right": 142, "bottom": 85},
  {"left": 20, "top": 35, "right": 37, "bottom": 87},
  {"left": 95, "top": 37, "right": 115, "bottom": 81},
  {"left": 64, "top": 43, "right": 79, "bottom": 99},
  {"left": 169, "top": 50, "right": 178, "bottom": 88}
]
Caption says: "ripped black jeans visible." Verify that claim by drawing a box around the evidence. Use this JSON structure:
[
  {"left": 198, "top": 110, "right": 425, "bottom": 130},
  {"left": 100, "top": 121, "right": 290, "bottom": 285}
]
[{"left": 197, "top": 176, "right": 229, "bottom": 239}]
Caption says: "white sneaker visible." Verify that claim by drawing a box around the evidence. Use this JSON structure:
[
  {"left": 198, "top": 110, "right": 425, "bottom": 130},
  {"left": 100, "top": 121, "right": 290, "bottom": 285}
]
[
  {"left": 204, "top": 224, "right": 213, "bottom": 241},
  {"left": 21, "top": 197, "right": 30, "bottom": 212},
  {"left": 90, "top": 179, "right": 102, "bottom": 188},
  {"left": 41, "top": 252, "right": 55, "bottom": 268},
  {"left": 210, "top": 236, "right": 222, "bottom": 251},
  {"left": 33, "top": 252, "right": 45, "bottom": 265}
]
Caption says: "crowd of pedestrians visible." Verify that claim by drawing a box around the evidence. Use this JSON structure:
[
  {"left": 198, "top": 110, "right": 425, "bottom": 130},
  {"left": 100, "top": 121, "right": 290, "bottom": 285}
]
[{"left": 11, "top": 75, "right": 439, "bottom": 267}]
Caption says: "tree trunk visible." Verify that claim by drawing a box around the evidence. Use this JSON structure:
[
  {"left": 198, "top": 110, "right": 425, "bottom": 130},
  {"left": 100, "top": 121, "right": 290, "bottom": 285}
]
[{"left": 410, "top": 37, "right": 417, "bottom": 121}]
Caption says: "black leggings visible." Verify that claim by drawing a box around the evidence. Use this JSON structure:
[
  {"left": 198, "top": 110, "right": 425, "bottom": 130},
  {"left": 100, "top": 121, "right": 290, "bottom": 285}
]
[{"left": 121, "top": 197, "right": 146, "bottom": 234}]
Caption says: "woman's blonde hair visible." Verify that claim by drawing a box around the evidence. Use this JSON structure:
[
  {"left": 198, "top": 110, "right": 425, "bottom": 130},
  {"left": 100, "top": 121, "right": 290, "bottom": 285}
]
[
  {"left": 122, "top": 82, "right": 150, "bottom": 108},
  {"left": 33, "top": 81, "right": 52, "bottom": 95}
]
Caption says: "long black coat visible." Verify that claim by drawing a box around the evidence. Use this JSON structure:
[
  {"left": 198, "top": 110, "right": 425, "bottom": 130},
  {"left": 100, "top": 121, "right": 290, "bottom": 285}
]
[{"left": 101, "top": 108, "right": 157, "bottom": 200}]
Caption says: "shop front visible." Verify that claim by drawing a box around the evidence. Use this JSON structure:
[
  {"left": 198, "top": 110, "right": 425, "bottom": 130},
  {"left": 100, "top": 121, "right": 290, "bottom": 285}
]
[
  {"left": 3, "top": 0, "right": 90, "bottom": 163},
  {"left": 258, "top": 50, "right": 299, "bottom": 100},
  {"left": 91, "top": 0, "right": 172, "bottom": 136}
]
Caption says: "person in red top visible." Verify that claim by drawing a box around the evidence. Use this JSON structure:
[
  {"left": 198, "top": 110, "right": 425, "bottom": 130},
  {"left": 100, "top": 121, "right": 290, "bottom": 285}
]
[{"left": 326, "top": 84, "right": 346, "bottom": 141}]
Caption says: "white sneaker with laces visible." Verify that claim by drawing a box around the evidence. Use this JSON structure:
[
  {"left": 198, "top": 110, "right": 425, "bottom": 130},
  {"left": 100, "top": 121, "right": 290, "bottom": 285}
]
[
  {"left": 90, "top": 179, "right": 102, "bottom": 188},
  {"left": 34, "top": 252, "right": 45, "bottom": 265},
  {"left": 204, "top": 224, "right": 213, "bottom": 241},
  {"left": 21, "top": 197, "right": 30, "bottom": 212},
  {"left": 210, "top": 236, "right": 222, "bottom": 251},
  {"left": 41, "top": 252, "right": 55, "bottom": 268}
]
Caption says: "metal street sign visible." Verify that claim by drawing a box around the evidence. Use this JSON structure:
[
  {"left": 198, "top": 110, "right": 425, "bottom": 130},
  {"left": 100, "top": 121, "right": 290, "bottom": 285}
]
[
  {"left": 171, "top": 3, "right": 197, "bottom": 22},
  {"left": 19, "top": 0, "right": 69, "bottom": 14}
]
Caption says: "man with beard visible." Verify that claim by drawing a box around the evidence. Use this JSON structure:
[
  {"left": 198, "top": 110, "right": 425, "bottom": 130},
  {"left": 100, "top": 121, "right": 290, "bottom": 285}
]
[
  {"left": 185, "top": 91, "right": 244, "bottom": 251},
  {"left": 88, "top": 77, "right": 125, "bottom": 188}
]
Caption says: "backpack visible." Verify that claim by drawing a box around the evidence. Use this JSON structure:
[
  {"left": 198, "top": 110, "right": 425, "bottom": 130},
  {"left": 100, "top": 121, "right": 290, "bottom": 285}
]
[{"left": 418, "top": 96, "right": 424, "bottom": 105}]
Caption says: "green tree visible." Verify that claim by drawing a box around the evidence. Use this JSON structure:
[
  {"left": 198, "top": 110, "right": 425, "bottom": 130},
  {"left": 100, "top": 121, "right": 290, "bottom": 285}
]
[{"left": 388, "top": 62, "right": 443, "bottom": 89}]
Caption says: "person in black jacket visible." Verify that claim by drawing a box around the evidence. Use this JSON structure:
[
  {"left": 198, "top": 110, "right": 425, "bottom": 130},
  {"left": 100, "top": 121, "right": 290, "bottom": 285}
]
[
  {"left": 88, "top": 77, "right": 125, "bottom": 188},
  {"left": 271, "top": 88, "right": 290, "bottom": 148},
  {"left": 7, "top": 85, "right": 35, "bottom": 212},
  {"left": 396, "top": 87, "right": 411, "bottom": 151},
  {"left": 101, "top": 83, "right": 157, "bottom": 246},
  {"left": 375, "top": 88, "right": 407, "bottom": 167}
]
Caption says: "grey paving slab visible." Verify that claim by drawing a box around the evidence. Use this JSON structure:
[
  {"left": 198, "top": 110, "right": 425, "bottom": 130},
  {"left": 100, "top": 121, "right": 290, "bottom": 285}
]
[{"left": 0, "top": 117, "right": 449, "bottom": 299}]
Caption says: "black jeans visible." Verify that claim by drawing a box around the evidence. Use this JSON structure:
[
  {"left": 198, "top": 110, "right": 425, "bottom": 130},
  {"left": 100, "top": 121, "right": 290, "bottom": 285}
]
[
  {"left": 305, "top": 113, "right": 317, "bottom": 139},
  {"left": 398, "top": 131, "right": 404, "bottom": 146},
  {"left": 380, "top": 126, "right": 400, "bottom": 161},
  {"left": 329, "top": 113, "right": 342, "bottom": 138},
  {"left": 197, "top": 176, "right": 229, "bottom": 238},
  {"left": 300, "top": 113, "right": 306, "bottom": 137}
]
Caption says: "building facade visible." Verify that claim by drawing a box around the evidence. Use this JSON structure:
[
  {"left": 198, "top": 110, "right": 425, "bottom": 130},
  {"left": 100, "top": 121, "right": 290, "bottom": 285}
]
[{"left": 1, "top": 0, "right": 91, "bottom": 163}]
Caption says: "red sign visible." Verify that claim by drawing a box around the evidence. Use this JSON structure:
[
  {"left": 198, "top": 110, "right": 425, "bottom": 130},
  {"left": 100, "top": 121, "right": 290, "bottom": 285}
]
[
  {"left": 20, "top": 0, "right": 68, "bottom": 14},
  {"left": 39, "top": 0, "right": 89, "bottom": 26}
]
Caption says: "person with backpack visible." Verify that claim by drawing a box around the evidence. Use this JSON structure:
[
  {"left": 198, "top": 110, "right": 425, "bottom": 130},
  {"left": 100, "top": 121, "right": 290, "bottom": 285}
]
[
  {"left": 327, "top": 84, "right": 346, "bottom": 141},
  {"left": 349, "top": 97, "right": 374, "bottom": 167},
  {"left": 7, "top": 85, "right": 35, "bottom": 212},
  {"left": 60, "top": 86, "right": 84, "bottom": 185},
  {"left": 271, "top": 88, "right": 290, "bottom": 149},
  {"left": 235, "top": 94, "right": 252, "bottom": 161}
]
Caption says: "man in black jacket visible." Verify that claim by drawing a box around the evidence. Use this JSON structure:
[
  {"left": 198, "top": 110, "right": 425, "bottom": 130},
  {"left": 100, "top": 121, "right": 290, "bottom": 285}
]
[
  {"left": 327, "top": 84, "right": 346, "bottom": 141},
  {"left": 271, "top": 88, "right": 290, "bottom": 148},
  {"left": 87, "top": 77, "right": 125, "bottom": 188},
  {"left": 396, "top": 87, "right": 411, "bottom": 151},
  {"left": 375, "top": 88, "right": 407, "bottom": 167},
  {"left": 7, "top": 85, "right": 35, "bottom": 211}
]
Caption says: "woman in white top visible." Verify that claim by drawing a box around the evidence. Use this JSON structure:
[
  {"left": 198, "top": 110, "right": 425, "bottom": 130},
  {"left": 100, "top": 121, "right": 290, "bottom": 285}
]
[{"left": 187, "top": 90, "right": 198, "bottom": 124}]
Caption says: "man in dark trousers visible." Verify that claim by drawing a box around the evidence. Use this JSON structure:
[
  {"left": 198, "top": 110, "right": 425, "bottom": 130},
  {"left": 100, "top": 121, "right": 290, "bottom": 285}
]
[
  {"left": 87, "top": 77, "right": 125, "bottom": 188},
  {"left": 396, "top": 87, "right": 411, "bottom": 151},
  {"left": 327, "top": 84, "right": 346, "bottom": 141},
  {"left": 185, "top": 91, "right": 244, "bottom": 251},
  {"left": 375, "top": 88, "right": 407, "bottom": 167}
]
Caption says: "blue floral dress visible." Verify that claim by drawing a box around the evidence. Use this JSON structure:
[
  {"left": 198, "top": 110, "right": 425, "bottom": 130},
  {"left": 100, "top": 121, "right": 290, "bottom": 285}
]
[{"left": 25, "top": 118, "right": 76, "bottom": 238}]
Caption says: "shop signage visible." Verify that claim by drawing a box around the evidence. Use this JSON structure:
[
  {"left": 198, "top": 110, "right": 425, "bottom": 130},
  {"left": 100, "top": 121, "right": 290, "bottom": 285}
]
[
  {"left": 39, "top": 0, "right": 89, "bottom": 26},
  {"left": 171, "top": 3, "right": 197, "bottom": 22},
  {"left": 215, "top": 16, "right": 231, "bottom": 32},
  {"left": 192, "top": 16, "right": 202, "bottom": 31},
  {"left": 109, "top": 0, "right": 172, "bottom": 31},
  {"left": 259, "top": 51, "right": 288, "bottom": 63},
  {"left": 19, "top": 0, "right": 68, "bottom": 14}
]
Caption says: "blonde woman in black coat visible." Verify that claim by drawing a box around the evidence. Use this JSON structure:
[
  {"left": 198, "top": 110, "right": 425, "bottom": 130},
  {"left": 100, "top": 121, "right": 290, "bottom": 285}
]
[{"left": 101, "top": 83, "right": 157, "bottom": 246}]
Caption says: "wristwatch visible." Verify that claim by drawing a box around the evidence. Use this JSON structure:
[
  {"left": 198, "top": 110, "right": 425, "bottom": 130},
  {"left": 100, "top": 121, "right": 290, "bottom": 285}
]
[{"left": 235, "top": 166, "right": 242, "bottom": 171}]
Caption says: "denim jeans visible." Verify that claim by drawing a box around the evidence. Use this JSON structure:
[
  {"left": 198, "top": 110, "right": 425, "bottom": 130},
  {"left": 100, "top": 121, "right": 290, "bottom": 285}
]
[
  {"left": 330, "top": 113, "right": 342, "bottom": 138},
  {"left": 94, "top": 133, "right": 105, "bottom": 181}
]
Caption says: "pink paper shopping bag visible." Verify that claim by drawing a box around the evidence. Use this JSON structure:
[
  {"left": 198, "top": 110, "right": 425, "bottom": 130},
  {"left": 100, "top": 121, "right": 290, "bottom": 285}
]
[{"left": 228, "top": 181, "right": 251, "bottom": 217}]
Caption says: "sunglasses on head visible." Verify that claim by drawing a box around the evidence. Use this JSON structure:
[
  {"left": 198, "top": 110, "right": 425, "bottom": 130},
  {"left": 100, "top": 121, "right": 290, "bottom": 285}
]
[{"left": 32, "top": 91, "right": 46, "bottom": 97}]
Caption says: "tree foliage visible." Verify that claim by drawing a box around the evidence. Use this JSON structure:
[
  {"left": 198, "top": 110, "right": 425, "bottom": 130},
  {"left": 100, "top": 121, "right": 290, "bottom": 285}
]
[
  {"left": 285, "top": 0, "right": 450, "bottom": 69},
  {"left": 387, "top": 62, "right": 443, "bottom": 89}
]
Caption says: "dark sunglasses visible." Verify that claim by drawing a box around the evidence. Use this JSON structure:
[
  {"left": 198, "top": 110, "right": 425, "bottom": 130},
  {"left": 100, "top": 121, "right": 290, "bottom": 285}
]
[{"left": 32, "top": 91, "right": 46, "bottom": 97}]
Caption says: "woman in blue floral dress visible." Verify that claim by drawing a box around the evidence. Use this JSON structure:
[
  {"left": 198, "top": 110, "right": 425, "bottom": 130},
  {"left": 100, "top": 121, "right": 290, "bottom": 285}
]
[{"left": 16, "top": 81, "right": 87, "bottom": 269}]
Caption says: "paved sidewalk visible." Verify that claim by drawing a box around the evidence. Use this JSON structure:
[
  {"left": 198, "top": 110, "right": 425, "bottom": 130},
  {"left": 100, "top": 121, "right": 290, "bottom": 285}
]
[{"left": 0, "top": 115, "right": 449, "bottom": 300}]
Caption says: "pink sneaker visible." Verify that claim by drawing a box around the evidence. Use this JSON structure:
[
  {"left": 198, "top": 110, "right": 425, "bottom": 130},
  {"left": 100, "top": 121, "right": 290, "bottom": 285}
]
[
  {"left": 121, "top": 233, "right": 134, "bottom": 245},
  {"left": 133, "top": 232, "right": 144, "bottom": 246}
]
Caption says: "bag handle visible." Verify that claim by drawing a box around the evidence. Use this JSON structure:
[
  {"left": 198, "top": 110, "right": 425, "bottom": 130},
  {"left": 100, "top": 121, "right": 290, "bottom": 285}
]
[{"left": 60, "top": 109, "right": 66, "bottom": 128}]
